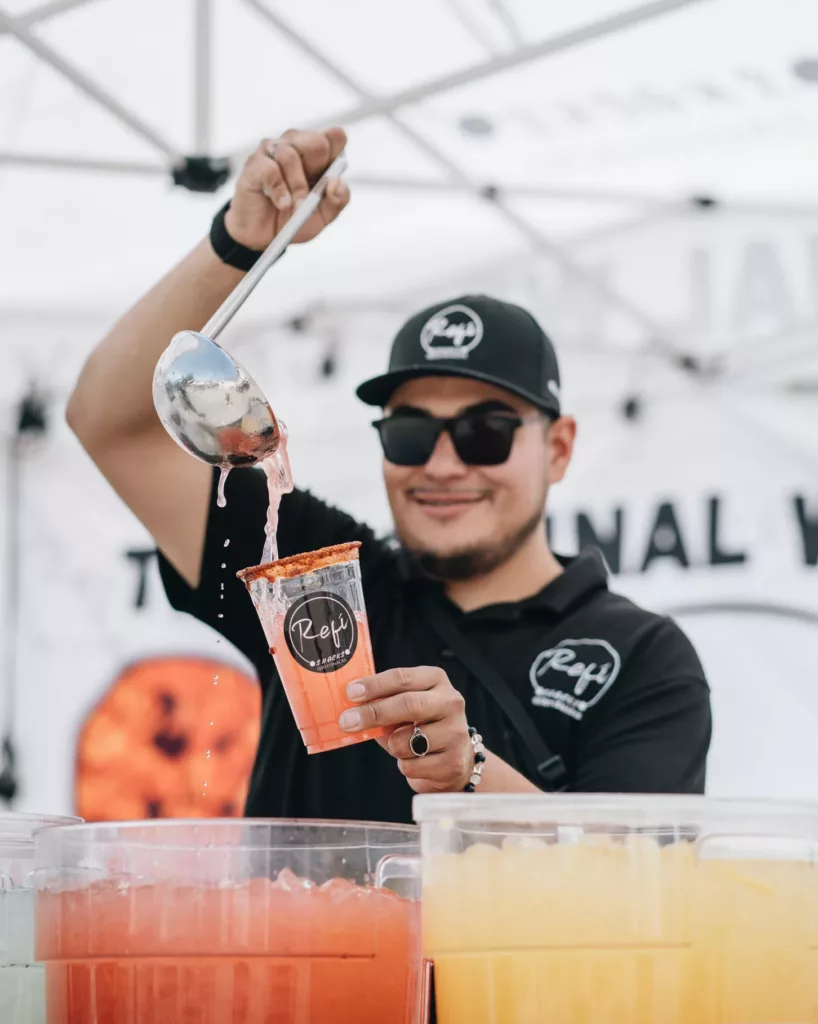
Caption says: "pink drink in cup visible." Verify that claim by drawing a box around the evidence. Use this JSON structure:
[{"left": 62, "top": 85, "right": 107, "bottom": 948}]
[{"left": 238, "top": 542, "right": 385, "bottom": 753}]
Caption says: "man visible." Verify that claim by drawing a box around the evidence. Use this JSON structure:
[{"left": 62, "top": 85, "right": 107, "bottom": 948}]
[{"left": 67, "top": 127, "right": 711, "bottom": 824}]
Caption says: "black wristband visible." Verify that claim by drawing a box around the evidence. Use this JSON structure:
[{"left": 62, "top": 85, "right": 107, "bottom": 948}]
[{"left": 209, "top": 201, "right": 267, "bottom": 272}]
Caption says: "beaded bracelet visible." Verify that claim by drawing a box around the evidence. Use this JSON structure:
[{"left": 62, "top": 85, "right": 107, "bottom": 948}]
[{"left": 463, "top": 726, "right": 487, "bottom": 792}]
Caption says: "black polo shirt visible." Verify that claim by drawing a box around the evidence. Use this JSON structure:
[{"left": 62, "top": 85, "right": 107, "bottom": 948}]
[{"left": 158, "top": 467, "right": 711, "bottom": 824}]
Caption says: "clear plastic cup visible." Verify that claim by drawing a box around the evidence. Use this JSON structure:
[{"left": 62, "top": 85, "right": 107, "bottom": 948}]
[
  {"left": 239, "top": 542, "right": 386, "bottom": 753},
  {"left": 34, "top": 819, "right": 424, "bottom": 1024},
  {"left": 414, "top": 793, "right": 818, "bottom": 1023},
  {"left": 0, "top": 813, "right": 80, "bottom": 1024}
]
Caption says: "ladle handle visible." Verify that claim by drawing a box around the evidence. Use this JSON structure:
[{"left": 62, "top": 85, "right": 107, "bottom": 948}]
[{"left": 203, "top": 151, "right": 348, "bottom": 342}]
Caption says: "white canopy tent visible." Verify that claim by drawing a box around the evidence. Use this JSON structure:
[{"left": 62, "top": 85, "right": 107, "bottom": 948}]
[
  {"left": 2, "top": 0, "right": 818, "bottom": 318},
  {"left": 0, "top": 0, "right": 817, "bottom": 813}
]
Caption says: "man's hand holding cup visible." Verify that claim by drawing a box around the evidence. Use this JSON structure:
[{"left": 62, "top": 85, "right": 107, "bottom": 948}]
[{"left": 339, "top": 667, "right": 475, "bottom": 794}]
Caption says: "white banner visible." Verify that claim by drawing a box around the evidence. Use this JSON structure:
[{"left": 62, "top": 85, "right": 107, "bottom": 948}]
[{"left": 2, "top": 207, "right": 818, "bottom": 814}]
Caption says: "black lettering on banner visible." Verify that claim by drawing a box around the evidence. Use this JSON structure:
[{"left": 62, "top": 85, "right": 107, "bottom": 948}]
[
  {"left": 284, "top": 590, "right": 358, "bottom": 673},
  {"left": 641, "top": 501, "right": 689, "bottom": 572},
  {"left": 794, "top": 496, "right": 818, "bottom": 567},
  {"left": 126, "top": 549, "right": 156, "bottom": 608},
  {"left": 732, "top": 240, "right": 795, "bottom": 333},
  {"left": 577, "top": 508, "right": 623, "bottom": 574},
  {"left": 686, "top": 246, "right": 713, "bottom": 335},
  {"left": 708, "top": 496, "right": 747, "bottom": 566}
]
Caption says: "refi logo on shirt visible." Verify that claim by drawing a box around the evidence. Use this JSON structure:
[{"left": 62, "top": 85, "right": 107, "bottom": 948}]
[
  {"left": 420, "top": 304, "right": 484, "bottom": 361},
  {"left": 530, "top": 638, "right": 621, "bottom": 721},
  {"left": 284, "top": 590, "right": 358, "bottom": 673}
]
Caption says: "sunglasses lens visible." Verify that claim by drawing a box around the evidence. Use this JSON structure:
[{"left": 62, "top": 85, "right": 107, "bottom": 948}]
[
  {"left": 376, "top": 418, "right": 440, "bottom": 466},
  {"left": 453, "top": 414, "right": 518, "bottom": 465}
]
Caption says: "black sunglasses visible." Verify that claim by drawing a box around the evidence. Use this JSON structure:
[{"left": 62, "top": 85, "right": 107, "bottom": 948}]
[{"left": 372, "top": 407, "right": 546, "bottom": 467}]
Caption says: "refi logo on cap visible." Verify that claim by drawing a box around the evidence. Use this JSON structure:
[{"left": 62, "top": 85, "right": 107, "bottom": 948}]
[{"left": 420, "top": 304, "right": 484, "bottom": 361}]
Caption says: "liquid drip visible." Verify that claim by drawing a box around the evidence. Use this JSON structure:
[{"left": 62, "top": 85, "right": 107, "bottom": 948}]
[
  {"left": 261, "top": 422, "right": 294, "bottom": 564},
  {"left": 206, "top": 559, "right": 228, "bottom": 791},
  {"left": 216, "top": 466, "right": 230, "bottom": 508},
  {"left": 250, "top": 422, "right": 295, "bottom": 644}
]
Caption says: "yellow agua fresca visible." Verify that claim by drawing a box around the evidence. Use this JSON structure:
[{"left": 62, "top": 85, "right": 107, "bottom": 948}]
[{"left": 422, "top": 832, "right": 818, "bottom": 1024}]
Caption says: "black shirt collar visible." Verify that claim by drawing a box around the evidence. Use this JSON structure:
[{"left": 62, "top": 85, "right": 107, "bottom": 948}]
[
  {"left": 521, "top": 549, "right": 609, "bottom": 615},
  {"left": 400, "top": 547, "right": 609, "bottom": 621}
]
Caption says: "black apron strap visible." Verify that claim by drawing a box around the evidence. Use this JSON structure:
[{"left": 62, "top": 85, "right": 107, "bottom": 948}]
[{"left": 422, "top": 598, "right": 568, "bottom": 792}]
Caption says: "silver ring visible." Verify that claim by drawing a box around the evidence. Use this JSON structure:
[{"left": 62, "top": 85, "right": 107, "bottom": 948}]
[
  {"left": 265, "top": 140, "right": 278, "bottom": 159},
  {"left": 409, "top": 725, "right": 430, "bottom": 758}
]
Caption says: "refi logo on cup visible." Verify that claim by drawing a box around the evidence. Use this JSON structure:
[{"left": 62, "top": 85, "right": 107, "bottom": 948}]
[
  {"left": 284, "top": 590, "right": 358, "bottom": 673},
  {"left": 420, "top": 304, "right": 484, "bottom": 361}
]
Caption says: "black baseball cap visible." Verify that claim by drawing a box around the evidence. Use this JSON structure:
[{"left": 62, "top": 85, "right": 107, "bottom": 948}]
[{"left": 356, "top": 294, "right": 561, "bottom": 417}]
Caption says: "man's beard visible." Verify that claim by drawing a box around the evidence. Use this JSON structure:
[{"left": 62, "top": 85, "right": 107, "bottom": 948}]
[{"left": 404, "top": 508, "right": 545, "bottom": 582}]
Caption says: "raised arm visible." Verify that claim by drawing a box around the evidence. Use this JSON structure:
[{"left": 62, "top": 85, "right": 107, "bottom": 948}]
[{"left": 66, "top": 128, "right": 349, "bottom": 587}]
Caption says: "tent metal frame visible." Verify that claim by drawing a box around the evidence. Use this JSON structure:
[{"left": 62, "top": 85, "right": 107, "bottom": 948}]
[
  {"left": 0, "top": 0, "right": 716, "bottom": 351},
  {"left": 0, "top": 4, "right": 180, "bottom": 158},
  {"left": 2, "top": 0, "right": 812, "bottom": 360},
  {"left": 0, "top": 0, "right": 707, "bottom": 181},
  {"left": 442, "top": 0, "right": 509, "bottom": 56},
  {"left": 239, "top": 0, "right": 705, "bottom": 350},
  {"left": 0, "top": 149, "right": 165, "bottom": 175},
  {"left": 0, "top": 0, "right": 708, "bottom": 179},
  {"left": 194, "top": 0, "right": 213, "bottom": 154},
  {"left": 235, "top": 0, "right": 708, "bottom": 147},
  {"left": 0, "top": 0, "right": 99, "bottom": 33}
]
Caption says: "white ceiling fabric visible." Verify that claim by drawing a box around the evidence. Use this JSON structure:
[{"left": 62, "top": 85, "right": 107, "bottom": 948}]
[{"left": 1, "top": 0, "right": 818, "bottom": 320}]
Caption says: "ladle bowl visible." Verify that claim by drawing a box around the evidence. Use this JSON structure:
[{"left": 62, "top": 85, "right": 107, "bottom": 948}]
[{"left": 152, "top": 153, "right": 347, "bottom": 468}]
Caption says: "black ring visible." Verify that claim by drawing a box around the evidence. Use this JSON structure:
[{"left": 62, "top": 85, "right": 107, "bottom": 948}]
[{"left": 409, "top": 726, "right": 430, "bottom": 758}]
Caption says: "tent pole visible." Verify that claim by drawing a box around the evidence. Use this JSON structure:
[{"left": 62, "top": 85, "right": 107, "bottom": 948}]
[
  {"left": 0, "top": 431, "right": 21, "bottom": 806},
  {"left": 235, "top": 0, "right": 709, "bottom": 155},
  {"left": 346, "top": 174, "right": 679, "bottom": 208},
  {"left": 442, "top": 0, "right": 506, "bottom": 56},
  {"left": 240, "top": 0, "right": 687, "bottom": 350},
  {"left": 0, "top": 6, "right": 181, "bottom": 161},
  {"left": 194, "top": 0, "right": 213, "bottom": 155},
  {"left": 701, "top": 200, "right": 818, "bottom": 218},
  {"left": 0, "top": 151, "right": 167, "bottom": 176},
  {"left": 0, "top": 0, "right": 98, "bottom": 33},
  {"left": 311, "top": 173, "right": 818, "bottom": 219},
  {"left": 487, "top": 0, "right": 525, "bottom": 47}
]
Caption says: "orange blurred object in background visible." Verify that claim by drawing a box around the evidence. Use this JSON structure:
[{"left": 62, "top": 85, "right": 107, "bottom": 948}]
[{"left": 75, "top": 657, "right": 261, "bottom": 821}]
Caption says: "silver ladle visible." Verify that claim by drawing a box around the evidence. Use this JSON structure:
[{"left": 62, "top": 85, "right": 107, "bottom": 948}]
[{"left": 152, "top": 153, "right": 348, "bottom": 468}]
